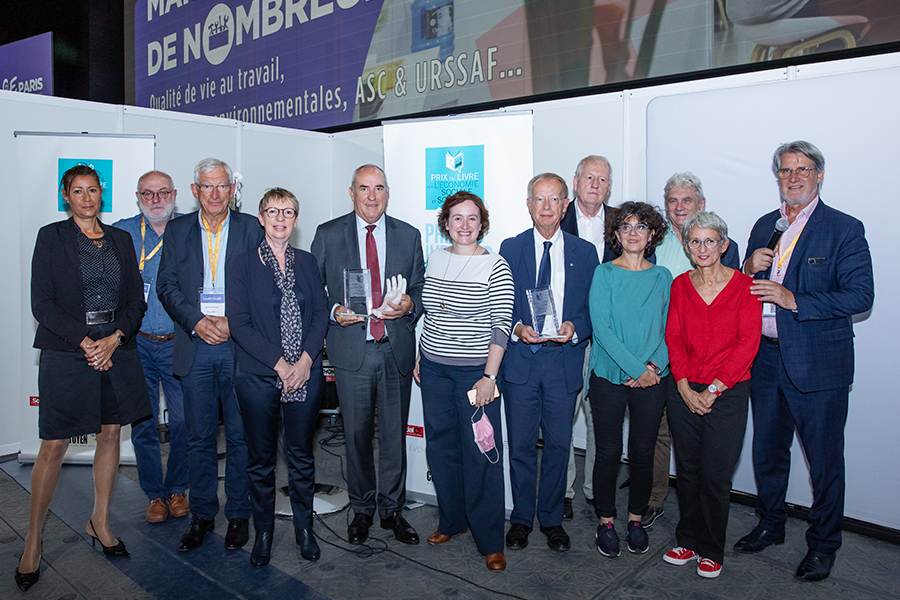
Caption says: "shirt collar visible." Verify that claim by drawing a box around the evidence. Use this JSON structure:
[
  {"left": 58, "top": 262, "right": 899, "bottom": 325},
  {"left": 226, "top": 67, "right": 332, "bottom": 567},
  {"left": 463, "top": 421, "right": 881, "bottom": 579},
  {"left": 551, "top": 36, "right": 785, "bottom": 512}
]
[
  {"left": 533, "top": 225, "right": 563, "bottom": 247},
  {"left": 198, "top": 208, "right": 230, "bottom": 231},
  {"left": 780, "top": 195, "right": 819, "bottom": 221},
  {"left": 575, "top": 201, "right": 604, "bottom": 223},
  {"left": 356, "top": 212, "right": 386, "bottom": 232}
]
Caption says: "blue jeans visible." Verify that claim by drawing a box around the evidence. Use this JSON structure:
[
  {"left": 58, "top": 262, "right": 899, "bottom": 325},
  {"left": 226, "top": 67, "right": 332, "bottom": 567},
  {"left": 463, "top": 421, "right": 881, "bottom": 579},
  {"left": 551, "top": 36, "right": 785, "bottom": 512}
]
[
  {"left": 180, "top": 341, "right": 250, "bottom": 521},
  {"left": 131, "top": 335, "right": 189, "bottom": 500}
]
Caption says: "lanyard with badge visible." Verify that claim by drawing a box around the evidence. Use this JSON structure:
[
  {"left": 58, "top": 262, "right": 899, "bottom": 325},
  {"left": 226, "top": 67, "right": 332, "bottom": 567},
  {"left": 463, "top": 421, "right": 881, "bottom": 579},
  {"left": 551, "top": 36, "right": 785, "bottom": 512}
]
[
  {"left": 763, "top": 223, "right": 806, "bottom": 317},
  {"left": 139, "top": 217, "right": 164, "bottom": 302},
  {"left": 199, "top": 214, "right": 226, "bottom": 316}
]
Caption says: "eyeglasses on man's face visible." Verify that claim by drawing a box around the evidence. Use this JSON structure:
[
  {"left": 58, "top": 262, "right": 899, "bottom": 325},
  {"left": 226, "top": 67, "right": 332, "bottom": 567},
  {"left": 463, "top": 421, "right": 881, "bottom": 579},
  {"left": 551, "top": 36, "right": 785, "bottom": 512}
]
[
  {"left": 776, "top": 166, "right": 815, "bottom": 180},
  {"left": 139, "top": 190, "right": 172, "bottom": 201}
]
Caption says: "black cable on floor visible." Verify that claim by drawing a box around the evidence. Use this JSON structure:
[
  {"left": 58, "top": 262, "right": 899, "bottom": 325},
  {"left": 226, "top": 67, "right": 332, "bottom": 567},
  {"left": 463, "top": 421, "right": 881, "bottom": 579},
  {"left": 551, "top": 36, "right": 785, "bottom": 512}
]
[{"left": 313, "top": 512, "right": 529, "bottom": 600}]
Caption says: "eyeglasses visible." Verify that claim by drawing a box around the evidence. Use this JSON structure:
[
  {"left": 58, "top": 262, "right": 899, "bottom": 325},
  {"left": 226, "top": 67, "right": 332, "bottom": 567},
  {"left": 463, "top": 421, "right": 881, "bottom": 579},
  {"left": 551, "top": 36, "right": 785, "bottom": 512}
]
[
  {"left": 264, "top": 207, "right": 297, "bottom": 219},
  {"left": 197, "top": 183, "right": 233, "bottom": 193},
  {"left": 686, "top": 238, "right": 722, "bottom": 250},
  {"left": 776, "top": 166, "right": 816, "bottom": 179},
  {"left": 139, "top": 190, "right": 172, "bottom": 201},
  {"left": 618, "top": 223, "right": 649, "bottom": 234}
]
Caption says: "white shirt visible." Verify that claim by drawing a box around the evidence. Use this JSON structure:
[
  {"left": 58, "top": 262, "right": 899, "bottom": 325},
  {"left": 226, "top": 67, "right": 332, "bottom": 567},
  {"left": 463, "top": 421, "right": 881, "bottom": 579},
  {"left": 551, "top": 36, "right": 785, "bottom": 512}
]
[
  {"left": 532, "top": 227, "right": 565, "bottom": 337},
  {"left": 356, "top": 213, "right": 386, "bottom": 341},
  {"left": 574, "top": 201, "right": 606, "bottom": 260}
]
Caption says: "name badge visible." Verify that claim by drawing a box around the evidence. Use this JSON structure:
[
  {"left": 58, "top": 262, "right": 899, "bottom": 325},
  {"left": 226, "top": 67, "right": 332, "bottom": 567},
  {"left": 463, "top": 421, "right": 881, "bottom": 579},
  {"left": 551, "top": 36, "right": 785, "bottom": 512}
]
[
  {"left": 143, "top": 283, "right": 151, "bottom": 303},
  {"left": 762, "top": 302, "right": 776, "bottom": 317},
  {"left": 200, "top": 292, "right": 225, "bottom": 316}
]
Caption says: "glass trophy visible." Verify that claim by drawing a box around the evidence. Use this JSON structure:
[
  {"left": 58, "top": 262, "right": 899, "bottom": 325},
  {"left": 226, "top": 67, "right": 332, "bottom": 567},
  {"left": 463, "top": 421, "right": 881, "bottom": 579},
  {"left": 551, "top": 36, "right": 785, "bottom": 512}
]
[
  {"left": 338, "top": 268, "right": 372, "bottom": 319},
  {"left": 527, "top": 285, "right": 560, "bottom": 339}
]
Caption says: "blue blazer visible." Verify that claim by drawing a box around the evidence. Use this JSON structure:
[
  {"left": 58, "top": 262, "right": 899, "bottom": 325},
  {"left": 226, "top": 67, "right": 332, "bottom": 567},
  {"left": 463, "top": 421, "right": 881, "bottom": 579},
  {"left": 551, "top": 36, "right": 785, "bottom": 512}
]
[
  {"left": 500, "top": 228, "right": 600, "bottom": 394},
  {"left": 226, "top": 247, "right": 328, "bottom": 376},
  {"left": 156, "top": 210, "right": 264, "bottom": 376},
  {"left": 744, "top": 200, "right": 874, "bottom": 392}
]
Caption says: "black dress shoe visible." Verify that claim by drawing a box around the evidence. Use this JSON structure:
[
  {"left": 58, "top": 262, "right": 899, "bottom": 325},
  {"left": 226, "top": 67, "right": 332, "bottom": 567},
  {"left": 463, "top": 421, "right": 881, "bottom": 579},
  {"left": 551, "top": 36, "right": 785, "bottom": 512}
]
[
  {"left": 562, "top": 498, "right": 574, "bottom": 521},
  {"left": 540, "top": 525, "right": 571, "bottom": 552},
  {"left": 733, "top": 524, "right": 784, "bottom": 553},
  {"left": 295, "top": 528, "right": 321, "bottom": 561},
  {"left": 795, "top": 549, "right": 835, "bottom": 582},
  {"left": 381, "top": 512, "right": 420, "bottom": 545},
  {"left": 505, "top": 523, "right": 532, "bottom": 550},
  {"left": 348, "top": 513, "right": 373, "bottom": 544},
  {"left": 179, "top": 515, "right": 215, "bottom": 551},
  {"left": 250, "top": 531, "right": 273, "bottom": 568},
  {"left": 225, "top": 518, "right": 250, "bottom": 550}
]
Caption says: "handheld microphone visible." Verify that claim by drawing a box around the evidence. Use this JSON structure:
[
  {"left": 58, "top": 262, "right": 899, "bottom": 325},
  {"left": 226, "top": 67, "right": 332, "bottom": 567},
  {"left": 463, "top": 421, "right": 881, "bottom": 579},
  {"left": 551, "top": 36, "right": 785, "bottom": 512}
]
[{"left": 766, "top": 217, "right": 790, "bottom": 250}]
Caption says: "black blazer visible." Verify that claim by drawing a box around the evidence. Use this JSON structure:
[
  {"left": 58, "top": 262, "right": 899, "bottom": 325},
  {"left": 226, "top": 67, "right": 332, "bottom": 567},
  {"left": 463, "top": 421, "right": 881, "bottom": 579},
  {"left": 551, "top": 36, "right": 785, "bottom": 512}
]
[
  {"left": 31, "top": 218, "right": 146, "bottom": 351},
  {"left": 559, "top": 200, "right": 619, "bottom": 263},
  {"left": 156, "top": 210, "right": 264, "bottom": 376},
  {"left": 227, "top": 247, "right": 328, "bottom": 376}
]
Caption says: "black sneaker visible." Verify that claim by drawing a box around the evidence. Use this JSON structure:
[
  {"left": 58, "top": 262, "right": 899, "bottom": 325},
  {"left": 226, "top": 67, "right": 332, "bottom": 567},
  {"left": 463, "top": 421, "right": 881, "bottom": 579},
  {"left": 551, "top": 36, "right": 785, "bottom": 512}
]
[
  {"left": 626, "top": 520, "right": 649, "bottom": 554},
  {"left": 642, "top": 505, "right": 664, "bottom": 528},
  {"left": 595, "top": 522, "right": 620, "bottom": 557}
]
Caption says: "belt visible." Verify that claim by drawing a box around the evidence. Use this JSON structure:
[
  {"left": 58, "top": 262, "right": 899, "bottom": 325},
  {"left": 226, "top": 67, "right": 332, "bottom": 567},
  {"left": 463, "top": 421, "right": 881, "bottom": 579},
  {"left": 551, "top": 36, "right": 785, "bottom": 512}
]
[
  {"left": 138, "top": 331, "right": 175, "bottom": 342},
  {"left": 761, "top": 335, "right": 779, "bottom": 346},
  {"left": 540, "top": 340, "right": 564, "bottom": 348},
  {"left": 85, "top": 310, "right": 115, "bottom": 325},
  {"left": 367, "top": 337, "right": 390, "bottom": 345}
]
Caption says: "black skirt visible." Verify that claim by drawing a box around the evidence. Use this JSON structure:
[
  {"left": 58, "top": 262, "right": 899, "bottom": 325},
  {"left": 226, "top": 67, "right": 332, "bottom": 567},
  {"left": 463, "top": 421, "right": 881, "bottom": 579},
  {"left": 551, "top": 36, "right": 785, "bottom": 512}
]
[{"left": 37, "top": 324, "right": 151, "bottom": 440}]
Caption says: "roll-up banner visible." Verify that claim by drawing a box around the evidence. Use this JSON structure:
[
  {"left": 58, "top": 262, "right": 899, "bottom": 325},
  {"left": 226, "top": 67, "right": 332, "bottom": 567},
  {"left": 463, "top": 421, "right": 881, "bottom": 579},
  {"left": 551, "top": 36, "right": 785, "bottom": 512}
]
[
  {"left": 384, "top": 111, "right": 533, "bottom": 510},
  {"left": 15, "top": 132, "right": 156, "bottom": 464}
]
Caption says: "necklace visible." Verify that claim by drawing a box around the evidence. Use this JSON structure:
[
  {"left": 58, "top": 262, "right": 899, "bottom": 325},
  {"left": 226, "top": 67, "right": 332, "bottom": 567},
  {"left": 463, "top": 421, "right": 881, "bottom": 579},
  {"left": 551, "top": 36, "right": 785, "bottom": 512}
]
[{"left": 439, "top": 247, "right": 479, "bottom": 310}]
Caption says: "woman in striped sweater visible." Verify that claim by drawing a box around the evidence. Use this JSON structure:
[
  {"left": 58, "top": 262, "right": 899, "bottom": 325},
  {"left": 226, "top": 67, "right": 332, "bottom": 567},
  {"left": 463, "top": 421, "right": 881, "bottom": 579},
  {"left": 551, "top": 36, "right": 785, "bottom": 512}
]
[{"left": 414, "top": 191, "right": 514, "bottom": 572}]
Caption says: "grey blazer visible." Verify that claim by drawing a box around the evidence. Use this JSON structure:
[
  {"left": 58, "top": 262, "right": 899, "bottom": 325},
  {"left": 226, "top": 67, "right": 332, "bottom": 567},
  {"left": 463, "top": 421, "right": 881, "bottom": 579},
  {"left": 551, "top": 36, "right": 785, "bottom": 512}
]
[{"left": 310, "top": 212, "right": 425, "bottom": 375}]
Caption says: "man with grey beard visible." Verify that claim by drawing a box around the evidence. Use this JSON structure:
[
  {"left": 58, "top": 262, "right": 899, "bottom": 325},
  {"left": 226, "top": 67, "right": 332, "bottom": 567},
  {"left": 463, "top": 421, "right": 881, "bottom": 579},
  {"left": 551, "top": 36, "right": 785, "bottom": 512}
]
[{"left": 113, "top": 171, "right": 189, "bottom": 524}]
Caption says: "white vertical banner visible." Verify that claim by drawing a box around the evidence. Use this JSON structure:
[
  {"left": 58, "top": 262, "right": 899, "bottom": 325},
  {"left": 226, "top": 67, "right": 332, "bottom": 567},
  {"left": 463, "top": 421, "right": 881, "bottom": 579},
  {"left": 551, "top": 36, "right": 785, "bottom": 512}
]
[
  {"left": 384, "top": 112, "right": 534, "bottom": 511},
  {"left": 15, "top": 132, "right": 156, "bottom": 465}
]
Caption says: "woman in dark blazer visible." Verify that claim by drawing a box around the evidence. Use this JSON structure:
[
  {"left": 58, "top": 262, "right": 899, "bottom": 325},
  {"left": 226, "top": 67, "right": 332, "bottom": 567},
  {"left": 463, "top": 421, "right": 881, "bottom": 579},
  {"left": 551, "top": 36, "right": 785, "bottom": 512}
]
[
  {"left": 227, "top": 188, "right": 328, "bottom": 567},
  {"left": 17, "top": 165, "right": 149, "bottom": 592}
]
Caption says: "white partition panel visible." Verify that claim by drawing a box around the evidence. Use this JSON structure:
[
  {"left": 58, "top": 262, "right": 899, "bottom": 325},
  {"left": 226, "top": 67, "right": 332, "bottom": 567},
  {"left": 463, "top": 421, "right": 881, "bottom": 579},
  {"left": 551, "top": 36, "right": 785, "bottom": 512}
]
[{"left": 646, "top": 66, "right": 898, "bottom": 530}]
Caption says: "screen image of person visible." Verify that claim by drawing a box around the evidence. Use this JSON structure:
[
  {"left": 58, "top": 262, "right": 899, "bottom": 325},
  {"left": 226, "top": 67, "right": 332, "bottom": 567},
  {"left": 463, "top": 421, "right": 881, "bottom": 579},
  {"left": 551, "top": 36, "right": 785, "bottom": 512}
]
[
  {"left": 415, "top": 191, "right": 514, "bottom": 572},
  {"left": 18, "top": 164, "right": 151, "bottom": 592},
  {"left": 227, "top": 188, "right": 328, "bottom": 567},
  {"left": 588, "top": 201, "right": 671, "bottom": 559},
  {"left": 662, "top": 210, "right": 761, "bottom": 579}
]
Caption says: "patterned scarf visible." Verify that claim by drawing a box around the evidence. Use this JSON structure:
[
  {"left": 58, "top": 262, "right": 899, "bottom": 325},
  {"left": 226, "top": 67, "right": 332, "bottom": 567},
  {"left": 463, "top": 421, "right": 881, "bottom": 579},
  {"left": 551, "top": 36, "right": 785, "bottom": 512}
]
[{"left": 259, "top": 240, "right": 307, "bottom": 403}]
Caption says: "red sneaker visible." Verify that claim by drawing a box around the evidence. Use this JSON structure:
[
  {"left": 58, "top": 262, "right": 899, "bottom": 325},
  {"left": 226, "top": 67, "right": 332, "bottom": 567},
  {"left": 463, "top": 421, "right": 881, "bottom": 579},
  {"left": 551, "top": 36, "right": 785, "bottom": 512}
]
[
  {"left": 698, "top": 557, "right": 722, "bottom": 578},
  {"left": 663, "top": 547, "right": 699, "bottom": 566}
]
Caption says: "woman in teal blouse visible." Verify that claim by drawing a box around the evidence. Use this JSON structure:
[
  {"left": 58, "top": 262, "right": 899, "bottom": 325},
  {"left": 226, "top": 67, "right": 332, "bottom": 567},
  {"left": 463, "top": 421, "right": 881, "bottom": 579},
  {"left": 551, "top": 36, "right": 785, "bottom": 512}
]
[{"left": 589, "top": 201, "right": 671, "bottom": 559}]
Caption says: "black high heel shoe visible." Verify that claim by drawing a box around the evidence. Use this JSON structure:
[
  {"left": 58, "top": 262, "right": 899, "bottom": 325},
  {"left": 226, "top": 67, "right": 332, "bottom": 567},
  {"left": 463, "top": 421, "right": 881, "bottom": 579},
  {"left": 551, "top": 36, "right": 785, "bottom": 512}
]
[
  {"left": 88, "top": 519, "right": 130, "bottom": 557},
  {"left": 14, "top": 545, "right": 41, "bottom": 592}
]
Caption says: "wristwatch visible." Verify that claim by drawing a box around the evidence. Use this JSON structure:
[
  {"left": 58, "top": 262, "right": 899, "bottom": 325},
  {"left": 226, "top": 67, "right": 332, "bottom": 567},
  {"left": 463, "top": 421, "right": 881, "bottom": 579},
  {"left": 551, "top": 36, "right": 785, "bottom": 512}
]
[
  {"left": 116, "top": 331, "right": 126, "bottom": 347},
  {"left": 646, "top": 361, "right": 662, "bottom": 375},
  {"left": 483, "top": 373, "right": 497, "bottom": 381},
  {"left": 707, "top": 384, "right": 722, "bottom": 396}
]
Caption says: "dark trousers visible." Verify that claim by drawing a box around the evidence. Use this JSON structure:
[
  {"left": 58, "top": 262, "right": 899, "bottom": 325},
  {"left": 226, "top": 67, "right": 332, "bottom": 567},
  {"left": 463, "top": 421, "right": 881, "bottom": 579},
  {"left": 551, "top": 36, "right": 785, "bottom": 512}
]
[
  {"left": 234, "top": 364, "right": 322, "bottom": 533},
  {"left": 751, "top": 339, "right": 848, "bottom": 554},
  {"left": 591, "top": 373, "right": 666, "bottom": 519},
  {"left": 180, "top": 341, "right": 250, "bottom": 521},
  {"left": 503, "top": 346, "right": 578, "bottom": 528},
  {"left": 334, "top": 340, "right": 411, "bottom": 520},
  {"left": 668, "top": 380, "right": 750, "bottom": 564},
  {"left": 132, "top": 335, "right": 188, "bottom": 500},
  {"left": 420, "top": 356, "right": 505, "bottom": 555}
]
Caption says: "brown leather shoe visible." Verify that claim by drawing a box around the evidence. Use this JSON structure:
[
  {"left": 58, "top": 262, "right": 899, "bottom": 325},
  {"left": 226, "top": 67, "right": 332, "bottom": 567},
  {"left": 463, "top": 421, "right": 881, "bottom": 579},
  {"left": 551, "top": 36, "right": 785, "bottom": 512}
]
[
  {"left": 486, "top": 552, "right": 506, "bottom": 571},
  {"left": 146, "top": 497, "right": 168, "bottom": 523},
  {"left": 427, "top": 529, "right": 468, "bottom": 545},
  {"left": 168, "top": 493, "right": 190, "bottom": 518}
]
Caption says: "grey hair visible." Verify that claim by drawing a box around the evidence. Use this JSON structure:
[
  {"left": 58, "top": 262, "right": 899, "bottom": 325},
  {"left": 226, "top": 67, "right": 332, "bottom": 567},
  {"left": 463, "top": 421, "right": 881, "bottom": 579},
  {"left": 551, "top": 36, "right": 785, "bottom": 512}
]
[
  {"left": 772, "top": 141, "right": 825, "bottom": 191},
  {"left": 663, "top": 171, "right": 704, "bottom": 200},
  {"left": 351, "top": 164, "right": 389, "bottom": 190},
  {"left": 682, "top": 210, "right": 728, "bottom": 242},
  {"left": 528, "top": 172, "right": 568, "bottom": 200},
  {"left": 136, "top": 170, "right": 175, "bottom": 191},
  {"left": 193, "top": 158, "right": 234, "bottom": 184},
  {"left": 258, "top": 187, "right": 299, "bottom": 214},
  {"left": 574, "top": 155, "right": 613, "bottom": 183}
]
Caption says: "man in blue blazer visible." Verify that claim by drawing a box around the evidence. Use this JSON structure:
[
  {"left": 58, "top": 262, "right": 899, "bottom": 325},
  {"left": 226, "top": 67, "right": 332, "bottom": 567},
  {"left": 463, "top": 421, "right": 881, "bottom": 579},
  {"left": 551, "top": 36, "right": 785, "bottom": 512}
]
[
  {"left": 500, "top": 173, "right": 599, "bottom": 552},
  {"left": 735, "top": 141, "right": 874, "bottom": 582},
  {"left": 310, "top": 165, "right": 425, "bottom": 546},
  {"left": 157, "top": 158, "right": 263, "bottom": 552}
]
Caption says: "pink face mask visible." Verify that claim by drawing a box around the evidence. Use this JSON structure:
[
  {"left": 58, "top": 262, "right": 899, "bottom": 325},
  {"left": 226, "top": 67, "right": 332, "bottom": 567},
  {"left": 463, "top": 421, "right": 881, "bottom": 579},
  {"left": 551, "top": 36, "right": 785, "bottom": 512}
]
[{"left": 472, "top": 407, "right": 499, "bottom": 463}]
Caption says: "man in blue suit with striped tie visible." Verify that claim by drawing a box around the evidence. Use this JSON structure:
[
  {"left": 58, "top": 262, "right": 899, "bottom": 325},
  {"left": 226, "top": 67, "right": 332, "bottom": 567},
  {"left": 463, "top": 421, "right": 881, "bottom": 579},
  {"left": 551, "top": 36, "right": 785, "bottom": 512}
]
[
  {"left": 500, "top": 173, "right": 599, "bottom": 553},
  {"left": 735, "top": 141, "right": 874, "bottom": 582}
]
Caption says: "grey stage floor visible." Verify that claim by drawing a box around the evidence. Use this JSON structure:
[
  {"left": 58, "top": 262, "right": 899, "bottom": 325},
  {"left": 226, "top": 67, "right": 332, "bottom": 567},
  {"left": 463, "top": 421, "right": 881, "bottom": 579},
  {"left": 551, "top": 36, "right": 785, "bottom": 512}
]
[{"left": 2, "top": 417, "right": 900, "bottom": 600}]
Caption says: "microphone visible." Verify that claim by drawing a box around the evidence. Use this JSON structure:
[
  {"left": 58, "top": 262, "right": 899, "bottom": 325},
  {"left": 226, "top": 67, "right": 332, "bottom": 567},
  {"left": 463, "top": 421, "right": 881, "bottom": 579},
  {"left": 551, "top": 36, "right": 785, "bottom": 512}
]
[{"left": 766, "top": 217, "right": 790, "bottom": 250}]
